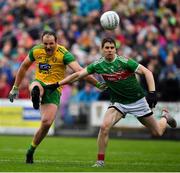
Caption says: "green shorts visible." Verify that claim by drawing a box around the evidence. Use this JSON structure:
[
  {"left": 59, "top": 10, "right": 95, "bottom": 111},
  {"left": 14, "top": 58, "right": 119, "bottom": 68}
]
[{"left": 32, "top": 79, "right": 61, "bottom": 106}]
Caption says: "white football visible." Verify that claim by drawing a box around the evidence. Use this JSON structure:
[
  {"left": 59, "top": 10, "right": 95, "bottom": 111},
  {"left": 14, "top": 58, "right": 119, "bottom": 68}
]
[{"left": 100, "top": 11, "right": 120, "bottom": 30}]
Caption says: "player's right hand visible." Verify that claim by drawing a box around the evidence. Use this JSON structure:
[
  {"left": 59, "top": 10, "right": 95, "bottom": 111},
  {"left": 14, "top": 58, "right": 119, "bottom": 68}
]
[
  {"left": 8, "top": 85, "right": 19, "bottom": 102},
  {"left": 44, "top": 82, "right": 60, "bottom": 92}
]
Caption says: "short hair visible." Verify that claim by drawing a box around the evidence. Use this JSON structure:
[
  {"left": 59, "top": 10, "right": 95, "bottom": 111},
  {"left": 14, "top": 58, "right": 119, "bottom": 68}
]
[
  {"left": 41, "top": 30, "right": 57, "bottom": 42},
  {"left": 101, "top": 37, "right": 116, "bottom": 48}
]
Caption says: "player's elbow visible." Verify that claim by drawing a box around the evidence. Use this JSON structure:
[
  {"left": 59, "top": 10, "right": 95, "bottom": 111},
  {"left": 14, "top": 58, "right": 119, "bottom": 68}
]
[
  {"left": 138, "top": 65, "right": 153, "bottom": 77},
  {"left": 76, "top": 66, "right": 83, "bottom": 72},
  {"left": 147, "top": 69, "right": 153, "bottom": 76}
]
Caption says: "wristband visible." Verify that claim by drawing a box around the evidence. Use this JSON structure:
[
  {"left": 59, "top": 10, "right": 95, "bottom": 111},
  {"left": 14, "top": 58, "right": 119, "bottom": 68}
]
[{"left": 13, "top": 85, "right": 19, "bottom": 90}]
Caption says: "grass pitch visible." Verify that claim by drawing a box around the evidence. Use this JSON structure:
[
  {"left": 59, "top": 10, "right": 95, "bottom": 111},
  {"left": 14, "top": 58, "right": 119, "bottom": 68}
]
[{"left": 0, "top": 135, "right": 179, "bottom": 172}]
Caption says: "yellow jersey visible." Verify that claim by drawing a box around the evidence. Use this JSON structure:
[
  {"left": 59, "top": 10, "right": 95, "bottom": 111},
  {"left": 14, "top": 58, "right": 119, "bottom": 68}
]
[{"left": 29, "top": 44, "right": 75, "bottom": 92}]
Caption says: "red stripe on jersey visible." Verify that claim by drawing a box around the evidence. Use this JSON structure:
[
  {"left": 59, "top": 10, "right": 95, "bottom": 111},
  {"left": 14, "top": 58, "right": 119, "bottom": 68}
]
[{"left": 102, "top": 70, "right": 133, "bottom": 81}]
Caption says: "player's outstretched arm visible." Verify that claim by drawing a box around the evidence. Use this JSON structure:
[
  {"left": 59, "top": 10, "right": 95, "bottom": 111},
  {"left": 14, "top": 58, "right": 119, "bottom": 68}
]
[
  {"left": 44, "top": 69, "right": 88, "bottom": 91},
  {"left": 60, "top": 68, "right": 89, "bottom": 86},
  {"left": 67, "top": 61, "right": 99, "bottom": 86},
  {"left": 45, "top": 67, "right": 108, "bottom": 91},
  {"left": 9, "top": 56, "right": 33, "bottom": 102}
]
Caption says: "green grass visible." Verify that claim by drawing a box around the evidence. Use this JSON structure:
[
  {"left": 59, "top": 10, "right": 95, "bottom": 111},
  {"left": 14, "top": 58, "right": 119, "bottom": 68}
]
[{"left": 0, "top": 135, "right": 179, "bottom": 172}]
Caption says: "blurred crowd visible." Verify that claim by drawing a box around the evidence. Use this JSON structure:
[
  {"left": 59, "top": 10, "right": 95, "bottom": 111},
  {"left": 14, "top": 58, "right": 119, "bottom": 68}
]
[{"left": 0, "top": 0, "right": 180, "bottom": 105}]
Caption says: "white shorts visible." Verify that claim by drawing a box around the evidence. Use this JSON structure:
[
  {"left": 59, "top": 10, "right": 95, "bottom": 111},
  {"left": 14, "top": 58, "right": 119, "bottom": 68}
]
[{"left": 108, "top": 97, "right": 153, "bottom": 118}]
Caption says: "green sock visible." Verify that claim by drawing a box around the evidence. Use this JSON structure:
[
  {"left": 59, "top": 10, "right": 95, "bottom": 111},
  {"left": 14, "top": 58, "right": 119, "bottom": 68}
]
[{"left": 27, "top": 145, "right": 36, "bottom": 155}]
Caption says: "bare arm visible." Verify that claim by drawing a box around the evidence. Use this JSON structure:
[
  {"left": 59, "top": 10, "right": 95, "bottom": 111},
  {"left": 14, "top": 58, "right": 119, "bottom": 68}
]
[
  {"left": 136, "top": 64, "right": 155, "bottom": 91},
  {"left": 14, "top": 56, "right": 33, "bottom": 87},
  {"left": 59, "top": 68, "right": 89, "bottom": 86},
  {"left": 44, "top": 61, "right": 107, "bottom": 91},
  {"left": 67, "top": 61, "right": 98, "bottom": 86}
]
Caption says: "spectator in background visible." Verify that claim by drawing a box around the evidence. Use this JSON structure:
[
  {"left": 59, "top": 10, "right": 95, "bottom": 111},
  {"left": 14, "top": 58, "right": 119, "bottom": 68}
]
[
  {"left": 60, "top": 82, "right": 78, "bottom": 126},
  {"left": 159, "top": 52, "right": 180, "bottom": 101},
  {"left": 16, "top": 31, "right": 34, "bottom": 51},
  {"left": 0, "top": 73, "right": 11, "bottom": 98},
  {"left": 173, "top": 45, "right": 180, "bottom": 69},
  {"left": 0, "top": 20, "right": 17, "bottom": 57},
  {"left": 0, "top": 57, "right": 13, "bottom": 85},
  {"left": 77, "top": 0, "right": 102, "bottom": 16},
  {"left": 74, "top": 83, "right": 100, "bottom": 104},
  {"left": 0, "top": 0, "right": 179, "bottom": 106},
  {"left": 86, "top": 46, "right": 101, "bottom": 65},
  {"left": 72, "top": 83, "right": 100, "bottom": 127}
]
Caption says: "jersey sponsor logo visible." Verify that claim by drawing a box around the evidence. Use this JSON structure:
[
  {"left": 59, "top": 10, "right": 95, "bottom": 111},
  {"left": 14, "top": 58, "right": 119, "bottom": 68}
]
[
  {"left": 39, "top": 63, "right": 51, "bottom": 74},
  {"left": 102, "top": 70, "right": 133, "bottom": 81},
  {"left": 39, "top": 63, "right": 51, "bottom": 70}
]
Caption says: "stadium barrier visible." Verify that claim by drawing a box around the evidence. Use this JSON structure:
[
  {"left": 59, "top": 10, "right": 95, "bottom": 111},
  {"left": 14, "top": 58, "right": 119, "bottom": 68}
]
[
  {"left": 0, "top": 99, "right": 179, "bottom": 138},
  {"left": 90, "top": 101, "right": 180, "bottom": 128},
  {"left": 0, "top": 99, "right": 54, "bottom": 135}
]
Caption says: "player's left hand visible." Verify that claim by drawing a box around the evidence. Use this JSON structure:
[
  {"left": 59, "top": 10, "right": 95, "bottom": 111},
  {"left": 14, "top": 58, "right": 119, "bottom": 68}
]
[
  {"left": 146, "top": 91, "right": 157, "bottom": 108},
  {"left": 96, "top": 82, "right": 108, "bottom": 91},
  {"left": 8, "top": 85, "right": 19, "bottom": 102},
  {"left": 44, "top": 82, "right": 60, "bottom": 92}
]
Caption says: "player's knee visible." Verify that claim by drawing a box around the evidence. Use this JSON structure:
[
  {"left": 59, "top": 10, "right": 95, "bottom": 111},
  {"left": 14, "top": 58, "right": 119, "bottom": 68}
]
[
  {"left": 100, "top": 124, "right": 110, "bottom": 135},
  {"left": 42, "top": 119, "right": 53, "bottom": 128}
]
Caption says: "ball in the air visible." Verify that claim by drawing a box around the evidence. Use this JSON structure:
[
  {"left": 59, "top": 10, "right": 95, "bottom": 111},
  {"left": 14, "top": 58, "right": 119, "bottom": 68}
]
[{"left": 100, "top": 11, "right": 120, "bottom": 30}]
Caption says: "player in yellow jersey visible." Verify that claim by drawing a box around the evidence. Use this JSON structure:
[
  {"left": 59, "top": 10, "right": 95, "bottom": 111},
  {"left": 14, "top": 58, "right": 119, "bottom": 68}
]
[{"left": 8, "top": 31, "right": 106, "bottom": 164}]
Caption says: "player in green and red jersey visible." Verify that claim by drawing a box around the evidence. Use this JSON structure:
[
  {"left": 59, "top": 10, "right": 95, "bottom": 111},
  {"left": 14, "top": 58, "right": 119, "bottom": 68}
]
[
  {"left": 45, "top": 37, "right": 177, "bottom": 167},
  {"left": 8, "top": 31, "right": 106, "bottom": 164}
]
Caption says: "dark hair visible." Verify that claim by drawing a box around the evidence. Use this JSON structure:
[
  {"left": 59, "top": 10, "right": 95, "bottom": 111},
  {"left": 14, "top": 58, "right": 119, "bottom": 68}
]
[
  {"left": 101, "top": 37, "right": 116, "bottom": 48},
  {"left": 41, "top": 30, "right": 57, "bottom": 42}
]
